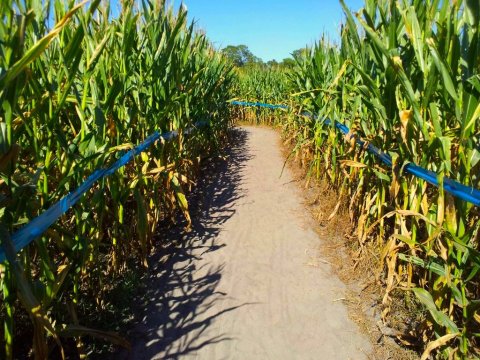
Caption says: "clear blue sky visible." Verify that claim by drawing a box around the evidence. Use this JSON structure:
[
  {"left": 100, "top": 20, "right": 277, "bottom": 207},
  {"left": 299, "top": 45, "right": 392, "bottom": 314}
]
[{"left": 176, "top": 0, "right": 365, "bottom": 62}]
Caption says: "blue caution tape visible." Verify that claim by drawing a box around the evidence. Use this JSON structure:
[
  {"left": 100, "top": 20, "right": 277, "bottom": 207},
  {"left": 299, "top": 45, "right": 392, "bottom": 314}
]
[
  {"left": 230, "top": 100, "right": 288, "bottom": 110},
  {"left": 232, "top": 101, "right": 480, "bottom": 207},
  {"left": 0, "top": 121, "right": 208, "bottom": 263}
]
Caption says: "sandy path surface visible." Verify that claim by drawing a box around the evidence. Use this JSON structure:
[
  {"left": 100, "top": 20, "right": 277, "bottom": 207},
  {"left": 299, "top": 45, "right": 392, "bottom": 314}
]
[{"left": 124, "top": 127, "right": 372, "bottom": 359}]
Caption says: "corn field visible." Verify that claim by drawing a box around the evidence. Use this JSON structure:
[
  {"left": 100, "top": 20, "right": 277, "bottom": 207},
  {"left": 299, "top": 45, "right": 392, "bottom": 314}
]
[
  {"left": 276, "top": 0, "right": 480, "bottom": 358},
  {"left": 232, "top": 66, "right": 290, "bottom": 125},
  {"left": 0, "top": 0, "right": 233, "bottom": 358}
]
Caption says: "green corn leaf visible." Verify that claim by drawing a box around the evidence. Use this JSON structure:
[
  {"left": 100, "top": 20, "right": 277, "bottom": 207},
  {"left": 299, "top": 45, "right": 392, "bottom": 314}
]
[
  {"left": 412, "top": 288, "right": 459, "bottom": 333},
  {"left": 426, "top": 39, "right": 458, "bottom": 101},
  {"left": 0, "top": 1, "right": 87, "bottom": 91},
  {"left": 398, "top": 253, "right": 446, "bottom": 277}
]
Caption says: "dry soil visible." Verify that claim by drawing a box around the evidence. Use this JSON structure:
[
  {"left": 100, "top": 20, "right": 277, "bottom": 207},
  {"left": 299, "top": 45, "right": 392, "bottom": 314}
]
[{"left": 124, "top": 126, "right": 373, "bottom": 359}]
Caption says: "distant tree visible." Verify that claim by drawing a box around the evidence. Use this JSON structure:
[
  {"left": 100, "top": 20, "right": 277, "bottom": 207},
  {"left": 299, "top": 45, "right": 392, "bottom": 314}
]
[
  {"left": 291, "top": 47, "right": 309, "bottom": 60},
  {"left": 222, "top": 45, "right": 263, "bottom": 67},
  {"left": 251, "top": 55, "right": 264, "bottom": 66},
  {"left": 267, "top": 59, "right": 279, "bottom": 67},
  {"left": 280, "top": 58, "right": 296, "bottom": 68},
  {"left": 277, "top": 47, "right": 309, "bottom": 69}
]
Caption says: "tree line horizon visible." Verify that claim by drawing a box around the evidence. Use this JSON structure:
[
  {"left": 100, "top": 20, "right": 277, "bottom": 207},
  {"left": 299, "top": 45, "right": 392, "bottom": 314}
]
[{"left": 221, "top": 44, "right": 308, "bottom": 68}]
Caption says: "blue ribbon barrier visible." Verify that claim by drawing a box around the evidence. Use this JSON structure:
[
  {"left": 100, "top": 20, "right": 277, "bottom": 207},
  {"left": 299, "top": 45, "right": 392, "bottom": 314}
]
[
  {"left": 231, "top": 101, "right": 480, "bottom": 207},
  {"left": 0, "top": 121, "right": 208, "bottom": 263},
  {"left": 230, "top": 100, "right": 288, "bottom": 110}
]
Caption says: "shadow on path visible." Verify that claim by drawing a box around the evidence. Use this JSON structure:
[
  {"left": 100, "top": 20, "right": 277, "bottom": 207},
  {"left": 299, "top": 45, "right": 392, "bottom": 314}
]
[{"left": 117, "top": 128, "right": 252, "bottom": 359}]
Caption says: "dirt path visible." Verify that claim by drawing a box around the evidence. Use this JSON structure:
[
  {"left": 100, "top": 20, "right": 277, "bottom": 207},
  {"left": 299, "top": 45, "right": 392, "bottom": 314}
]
[{"left": 124, "top": 127, "right": 372, "bottom": 359}]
